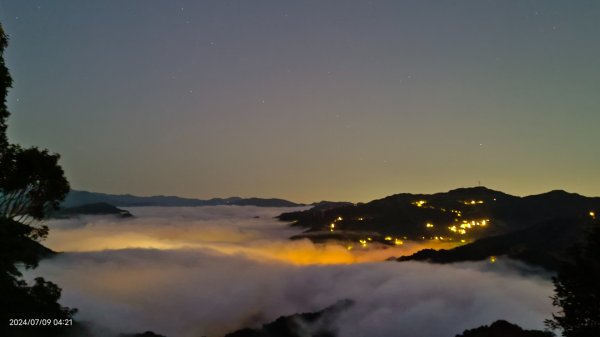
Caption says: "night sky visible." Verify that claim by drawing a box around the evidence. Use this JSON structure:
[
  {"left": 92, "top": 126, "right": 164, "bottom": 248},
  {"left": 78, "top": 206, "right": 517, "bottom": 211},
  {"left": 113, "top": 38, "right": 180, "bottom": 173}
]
[{"left": 1, "top": 1, "right": 599, "bottom": 203}]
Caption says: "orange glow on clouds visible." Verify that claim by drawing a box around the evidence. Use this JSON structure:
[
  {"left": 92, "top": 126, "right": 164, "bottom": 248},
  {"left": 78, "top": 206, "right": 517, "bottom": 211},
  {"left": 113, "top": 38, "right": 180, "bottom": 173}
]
[{"left": 43, "top": 206, "right": 458, "bottom": 265}]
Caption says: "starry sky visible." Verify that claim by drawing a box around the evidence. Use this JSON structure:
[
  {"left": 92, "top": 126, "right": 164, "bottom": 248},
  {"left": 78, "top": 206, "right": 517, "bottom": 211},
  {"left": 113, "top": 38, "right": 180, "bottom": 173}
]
[{"left": 1, "top": 1, "right": 599, "bottom": 203}]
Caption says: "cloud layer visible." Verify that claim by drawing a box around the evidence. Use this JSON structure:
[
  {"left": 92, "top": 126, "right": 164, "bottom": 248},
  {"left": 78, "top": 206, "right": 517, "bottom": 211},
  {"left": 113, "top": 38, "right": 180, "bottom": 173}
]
[
  {"left": 26, "top": 206, "right": 554, "bottom": 337},
  {"left": 42, "top": 206, "right": 455, "bottom": 264}
]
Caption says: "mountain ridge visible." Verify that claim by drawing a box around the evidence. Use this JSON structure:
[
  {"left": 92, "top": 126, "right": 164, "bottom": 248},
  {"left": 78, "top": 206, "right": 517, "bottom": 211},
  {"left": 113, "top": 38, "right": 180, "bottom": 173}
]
[
  {"left": 62, "top": 190, "right": 305, "bottom": 208},
  {"left": 278, "top": 186, "right": 600, "bottom": 269}
]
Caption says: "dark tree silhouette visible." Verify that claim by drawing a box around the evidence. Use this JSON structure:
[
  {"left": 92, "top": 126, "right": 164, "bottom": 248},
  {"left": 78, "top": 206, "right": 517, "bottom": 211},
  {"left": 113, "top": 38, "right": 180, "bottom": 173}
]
[
  {"left": 545, "top": 224, "right": 600, "bottom": 336},
  {"left": 1, "top": 22, "right": 77, "bottom": 337},
  {"left": 0, "top": 145, "right": 70, "bottom": 224},
  {"left": 0, "top": 25, "right": 69, "bottom": 227},
  {"left": 1, "top": 21, "right": 160, "bottom": 337},
  {"left": 0, "top": 24, "right": 11, "bottom": 150}
]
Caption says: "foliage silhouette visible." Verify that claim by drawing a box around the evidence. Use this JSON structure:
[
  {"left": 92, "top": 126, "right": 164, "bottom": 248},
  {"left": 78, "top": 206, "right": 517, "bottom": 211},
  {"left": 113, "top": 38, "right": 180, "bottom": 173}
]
[
  {"left": 0, "top": 145, "right": 70, "bottom": 224},
  {"left": 545, "top": 224, "right": 600, "bottom": 336},
  {"left": 0, "top": 24, "right": 11, "bottom": 149},
  {"left": 0, "top": 22, "right": 76, "bottom": 337}
]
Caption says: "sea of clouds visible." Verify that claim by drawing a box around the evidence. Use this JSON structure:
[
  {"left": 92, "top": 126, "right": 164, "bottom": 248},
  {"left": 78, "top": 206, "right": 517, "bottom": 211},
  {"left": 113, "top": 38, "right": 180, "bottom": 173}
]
[{"left": 25, "top": 206, "right": 555, "bottom": 337}]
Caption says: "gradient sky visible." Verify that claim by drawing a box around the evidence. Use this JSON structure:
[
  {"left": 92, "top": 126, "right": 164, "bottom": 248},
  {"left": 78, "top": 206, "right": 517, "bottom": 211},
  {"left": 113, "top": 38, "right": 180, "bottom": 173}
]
[{"left": 0, "top": 1, "right": 599, "bottom": 203}]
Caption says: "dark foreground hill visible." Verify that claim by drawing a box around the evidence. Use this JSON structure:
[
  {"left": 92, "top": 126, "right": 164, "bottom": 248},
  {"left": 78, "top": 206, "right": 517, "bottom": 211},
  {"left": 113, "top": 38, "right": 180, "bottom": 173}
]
[
  {"left": 63, "top": 190, "right": 303, "bottom": 208},
  {"left": 399, "top": 217, "right": 598, "bottom": 271},
  {"left": 222, "top": 305, "right": 552, "bottom": 337},
  {"left": 119, "top": 332, "right": 167, "bottom": 337},
  {"left": 456, "top": 320, "right": 553, "bottom": 337},
  {"left": 224, "top": 300, "right": 353, "bottom": 337}
]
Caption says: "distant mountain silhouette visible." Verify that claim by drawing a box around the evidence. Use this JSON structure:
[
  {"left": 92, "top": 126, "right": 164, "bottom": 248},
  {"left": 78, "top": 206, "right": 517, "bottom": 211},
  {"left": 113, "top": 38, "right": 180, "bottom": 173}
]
[
  {"left": 224, "top": 300, "right": 353, "bottom": 337},
  {"left": 50, "top": 202, "right": 133, "bottom": 218},
  {"left": 63, "top": 190, "right": 303, "bottom": 208}
]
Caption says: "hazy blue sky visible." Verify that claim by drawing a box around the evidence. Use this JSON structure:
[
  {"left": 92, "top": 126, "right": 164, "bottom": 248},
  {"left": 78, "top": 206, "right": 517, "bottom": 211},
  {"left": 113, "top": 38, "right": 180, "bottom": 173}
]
[{"left": 1, "top": 1, "right": 599, "bottom": 202}]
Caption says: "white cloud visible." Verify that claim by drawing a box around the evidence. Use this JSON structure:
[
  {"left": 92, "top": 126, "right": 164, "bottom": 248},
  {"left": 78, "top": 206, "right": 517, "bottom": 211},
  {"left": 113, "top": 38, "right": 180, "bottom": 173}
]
[{"left": 26, "top": 206, "right": 554, "bottom": 337}]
